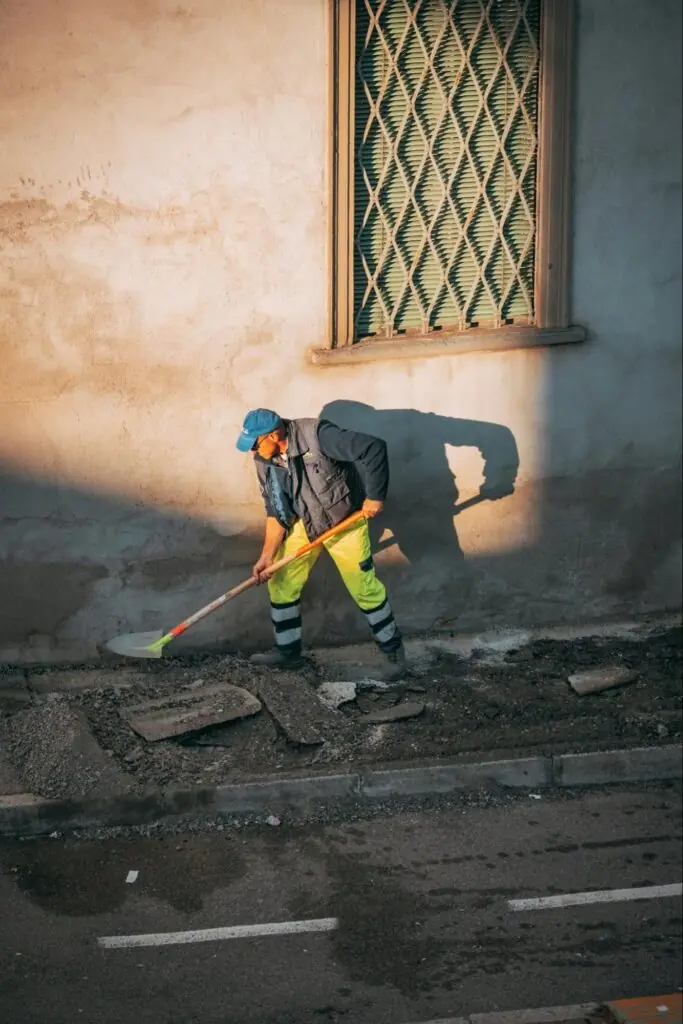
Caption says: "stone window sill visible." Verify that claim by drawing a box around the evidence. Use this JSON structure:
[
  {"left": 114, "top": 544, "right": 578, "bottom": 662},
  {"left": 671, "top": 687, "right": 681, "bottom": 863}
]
[{"left": 309, "top": 324, "right": 587, "bottom": 366}]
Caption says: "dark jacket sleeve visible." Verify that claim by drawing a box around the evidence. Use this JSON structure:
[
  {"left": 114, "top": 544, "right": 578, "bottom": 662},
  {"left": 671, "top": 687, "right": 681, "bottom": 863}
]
[
  {"left": 254, "top": 458, "right": 277, "bottom": 518},
  {"left": 316, "top": 419, "right": 389, "bottom": 501}
]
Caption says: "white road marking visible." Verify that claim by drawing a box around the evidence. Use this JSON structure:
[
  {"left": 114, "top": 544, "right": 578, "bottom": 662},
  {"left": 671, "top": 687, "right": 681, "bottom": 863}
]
[
  {"left": 509, "top": 881, "right": 682, "bottom": 911},
  {"left": 125, "top": 871, "right": 138, "bottom": 884},
  {"left": 98, "top": 917, "right": 338, "bottom": 949}
]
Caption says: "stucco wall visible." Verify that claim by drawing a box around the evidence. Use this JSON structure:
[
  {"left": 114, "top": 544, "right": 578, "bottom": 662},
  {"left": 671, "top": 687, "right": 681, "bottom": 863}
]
[{"left": 1, "top": 0, "right": 680, "bottom": 663}]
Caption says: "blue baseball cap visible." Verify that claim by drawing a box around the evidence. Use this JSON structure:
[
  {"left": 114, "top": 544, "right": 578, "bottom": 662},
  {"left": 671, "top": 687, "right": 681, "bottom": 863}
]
[{"left": 236, "top": 409, "right": 282, "bottom": 452}]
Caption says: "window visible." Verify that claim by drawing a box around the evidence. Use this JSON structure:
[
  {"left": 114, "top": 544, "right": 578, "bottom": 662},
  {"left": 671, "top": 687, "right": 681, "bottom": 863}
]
[{"left": 316, "top": 0, "right": 584, "bottom": 364}]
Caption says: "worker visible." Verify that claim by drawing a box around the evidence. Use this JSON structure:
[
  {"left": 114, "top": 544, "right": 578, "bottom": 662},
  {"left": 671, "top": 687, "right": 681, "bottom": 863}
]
[{"left": 236, "top": 408, "right": 406, "bottom": 680}]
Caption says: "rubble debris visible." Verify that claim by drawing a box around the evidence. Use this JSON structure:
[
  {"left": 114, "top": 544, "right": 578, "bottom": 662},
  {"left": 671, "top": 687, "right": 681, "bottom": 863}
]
[
  {"left": 267, "top": 815, "right": 281, "bottom": 827},
  {"left": 0, "top": 627, "right": 677, "bottom": 794},
  {"left": 568, "top": 666, "right": 639, "bottom": 695},
  {"left": 4, "top": 699, "right": 134, "bottom": 801},
  {"left": 317, "top": 681, "right": 357, "bottom": 710},
  {"left": 122, "top": 683, "right": 262, "bottom": 742},
  {"left": 361, "top": 701, "right": 426, "bottom": 724},
  {"left": 356, "top": 678, "right": 390, "bottom": 692},
  {"left": 258, "top": 675, "right": 339, "bottom": 746},
  {"left": 366, "top": 723, "right": 388, "bottom": 747}
]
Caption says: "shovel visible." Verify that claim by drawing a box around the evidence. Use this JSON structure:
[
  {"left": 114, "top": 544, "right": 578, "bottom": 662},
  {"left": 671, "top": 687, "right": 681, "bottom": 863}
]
[{"left": 105, "top": 510, "right": 366, "bottom": 660}]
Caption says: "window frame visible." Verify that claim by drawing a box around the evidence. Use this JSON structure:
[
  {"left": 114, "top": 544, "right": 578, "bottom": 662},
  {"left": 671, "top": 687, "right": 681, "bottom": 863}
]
[{"left": 314, "top": 0, "right": 585, "bottom": 365}]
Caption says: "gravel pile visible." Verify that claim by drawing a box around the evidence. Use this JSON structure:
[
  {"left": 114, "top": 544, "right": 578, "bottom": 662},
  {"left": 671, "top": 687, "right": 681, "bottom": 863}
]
[{"left": 3, "top": 697, "right": 133, "bottom": 801}]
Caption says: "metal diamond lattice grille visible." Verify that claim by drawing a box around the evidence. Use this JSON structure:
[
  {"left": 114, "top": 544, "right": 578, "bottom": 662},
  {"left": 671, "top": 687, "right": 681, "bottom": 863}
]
[{"left": 353, "top": 0, "right": 541, "bottom": 340}]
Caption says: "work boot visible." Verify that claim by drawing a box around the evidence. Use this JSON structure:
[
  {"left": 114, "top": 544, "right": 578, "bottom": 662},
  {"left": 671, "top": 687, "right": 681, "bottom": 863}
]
[
  {"left": 381, "top": 642, "right": 407, "bottom": 682},
  {"left": 250, "top": 648, "right": 304, "bottom": 671}
]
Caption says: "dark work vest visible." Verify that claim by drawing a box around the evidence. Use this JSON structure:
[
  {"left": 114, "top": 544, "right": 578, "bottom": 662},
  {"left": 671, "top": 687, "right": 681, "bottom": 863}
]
[{"left": 256, "top": 418, "right": 359, "bottom": 540}]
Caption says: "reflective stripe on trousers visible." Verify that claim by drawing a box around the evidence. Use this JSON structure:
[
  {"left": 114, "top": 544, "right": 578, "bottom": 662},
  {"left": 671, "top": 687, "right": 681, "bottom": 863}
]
[
  {"left": 267, "top": 518, "right": 401, "bottom": 653},
  {"left": 269, "top": 599, "right": 302, "bottom": 653},
  {"left": 362, "top": 598, "right": 399, "bottom": 647}
]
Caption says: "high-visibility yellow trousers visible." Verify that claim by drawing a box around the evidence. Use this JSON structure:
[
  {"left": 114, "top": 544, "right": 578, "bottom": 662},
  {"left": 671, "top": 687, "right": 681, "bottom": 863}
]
[{"left": 266, "top": 517, "right": 401, "bottom": 654}]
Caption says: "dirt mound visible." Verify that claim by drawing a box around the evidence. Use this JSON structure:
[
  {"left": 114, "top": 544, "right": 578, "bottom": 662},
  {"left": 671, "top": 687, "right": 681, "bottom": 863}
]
[{"left": 4, "top": 697, "right": 134, "bottom": 801}]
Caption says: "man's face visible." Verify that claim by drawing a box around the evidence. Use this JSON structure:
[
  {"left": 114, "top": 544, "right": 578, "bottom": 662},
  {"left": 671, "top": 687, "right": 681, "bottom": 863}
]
[{"left": 254, "top": 430, "right": 283, "bottom": 461}]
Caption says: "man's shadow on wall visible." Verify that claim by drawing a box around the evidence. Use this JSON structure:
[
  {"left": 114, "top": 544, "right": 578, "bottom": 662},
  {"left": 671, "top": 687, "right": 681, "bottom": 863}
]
[{"left": 319, "top": 400, "right": 520, "bottom": 622}]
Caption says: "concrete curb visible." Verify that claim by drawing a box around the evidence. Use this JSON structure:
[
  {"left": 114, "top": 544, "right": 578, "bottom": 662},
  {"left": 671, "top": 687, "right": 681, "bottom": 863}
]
[
  {"left": 553, "top": 745, "right": 683, "bottom": 786},
  {"left": 405, "top": 1006, "right": 599, "bottom": 1024},
  {"left": 362, "top": 756, "right": 549, "bottom": 798},
  {"left": 0, "top": 744, "right": 680, "bottom": 838}
]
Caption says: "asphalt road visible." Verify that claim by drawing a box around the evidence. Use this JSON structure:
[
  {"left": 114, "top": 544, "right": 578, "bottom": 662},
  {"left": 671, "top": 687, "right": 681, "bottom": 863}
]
[{"left": 0, "top": 786, "right": 681, "bottom": 1024}]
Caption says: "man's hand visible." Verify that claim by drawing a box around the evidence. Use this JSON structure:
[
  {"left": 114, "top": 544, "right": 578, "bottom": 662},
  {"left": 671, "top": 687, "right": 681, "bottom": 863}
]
[
  {"left": 252, "top": 553, "right": 274, "bottom": 583},
  {"left": 362, "top": 498, "right": 384, "bottom": 518}
]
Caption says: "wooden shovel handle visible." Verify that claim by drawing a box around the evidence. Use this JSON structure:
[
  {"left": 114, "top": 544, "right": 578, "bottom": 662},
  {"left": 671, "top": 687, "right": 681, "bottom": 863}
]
[
  {"left": 264, "top": 509, "right": 366, "bottom": 578},
  {"left": 166, "top": 511, "right": 366, "bottom": 641}
]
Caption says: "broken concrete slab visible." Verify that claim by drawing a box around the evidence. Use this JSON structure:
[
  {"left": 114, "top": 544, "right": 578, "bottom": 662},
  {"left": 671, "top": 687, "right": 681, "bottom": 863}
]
[
  {"left": 3, "top": 699, "right": 133, "bottom": 801},
  {"left": 186, "top": 711, "right": 278, "bottom": 749},
  {"left": 258, "top": 674, "right": 339, "bottom": 746},
  {"left": 312, "top": 644, "right": 401, "bottom": 682},
  {"left": 568, "top": 667, "right": 638, "bottom": 695},
  {"left": 361, "top": 701, "right": 425, "bottom": 724},
  {"left": 317, "top": 681, "right": 357, "bottom": 710},
  {"left": 122, "top": 683, "right": 262, "bottom": 742},
  {"left": 356, "top": 692, "right": 400, "bottom": 714}
]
